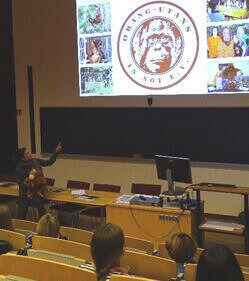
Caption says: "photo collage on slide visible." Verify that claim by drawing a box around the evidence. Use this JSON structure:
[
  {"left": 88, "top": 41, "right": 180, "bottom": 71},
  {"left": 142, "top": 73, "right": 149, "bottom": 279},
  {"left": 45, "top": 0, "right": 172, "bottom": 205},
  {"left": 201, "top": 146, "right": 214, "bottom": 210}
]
[
  {"left": 77, "top": 1, "right": 112, "bottom": 95},
  {"left": 207, "top": 0, "right": 249, "bottom": 93}
]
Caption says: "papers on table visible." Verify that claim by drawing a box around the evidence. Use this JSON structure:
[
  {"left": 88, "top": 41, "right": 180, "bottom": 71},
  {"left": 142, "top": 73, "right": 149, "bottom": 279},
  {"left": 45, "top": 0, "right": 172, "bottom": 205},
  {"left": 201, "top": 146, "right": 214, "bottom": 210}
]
[
  {"left": 51, "top": 188, "right": 66, "bottom": 193},
  {"left": 71, "top": 189, "right": 85, "bottom": 196},
  {"left": 201, "top": 220, "right": 244, "bottom": 231},
  {"left": 76, "top": 195, "right": 99, "bottom": 201},
  {"left": 115, "top": 195, "right": 135, "bottom": 204}
]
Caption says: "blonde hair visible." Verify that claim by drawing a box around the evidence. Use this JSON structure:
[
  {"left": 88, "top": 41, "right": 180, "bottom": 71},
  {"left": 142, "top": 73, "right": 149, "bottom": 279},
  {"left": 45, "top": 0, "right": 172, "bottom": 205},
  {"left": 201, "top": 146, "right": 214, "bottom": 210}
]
[
  {"left": 0, "top": 206, "right": 14, "bottom": 231},
  {"left": 165, "top": 232, "right": 197, "bottom": 264},
  {"left": 36, "top": 214, "right": 60, "bottom": 238}
]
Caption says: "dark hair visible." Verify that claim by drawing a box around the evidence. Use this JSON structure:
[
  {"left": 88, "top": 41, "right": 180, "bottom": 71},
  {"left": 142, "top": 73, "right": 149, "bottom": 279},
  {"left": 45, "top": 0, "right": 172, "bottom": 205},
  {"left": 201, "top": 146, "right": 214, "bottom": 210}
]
[
  {"left": 0, "top": 206, "right": 15, "bottom": 231},
  {"left": 13, "top": 148, "right": 26, "bottom": 165},
  {"left": 165, "top": 232, "right": 197, "bottom": 264},
  {"left": 208, "top": 0, "right": 219, "bottom": 12},
  {"left": 196, "top": 243, "right": 244, "bottom": 281},
  {"left": 91, "top": 223, "right": 125, "bottom": 281}
]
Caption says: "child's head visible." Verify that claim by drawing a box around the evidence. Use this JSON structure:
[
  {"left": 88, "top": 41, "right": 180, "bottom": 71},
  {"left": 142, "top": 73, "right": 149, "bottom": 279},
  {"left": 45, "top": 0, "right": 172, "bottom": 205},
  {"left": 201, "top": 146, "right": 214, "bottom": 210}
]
[
  {"left": 36, "top": 214, "right": 60, "bottom": 238},
  {"left": 91, "top": 223, "right": 125, "bottom": 280},
  {"left": 0, "top": 206, "right": 14, "bottom": 231},
  {"left": 196, "top": 243, "right": 244, "bottom": 281},
  {"left": 165, "top": 232, "right": 197, "bottom": 264}
]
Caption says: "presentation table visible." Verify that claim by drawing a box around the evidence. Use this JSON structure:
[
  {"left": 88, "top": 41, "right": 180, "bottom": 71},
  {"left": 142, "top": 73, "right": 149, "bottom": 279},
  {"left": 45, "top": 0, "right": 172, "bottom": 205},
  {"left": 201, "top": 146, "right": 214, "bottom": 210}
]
[{"left": 106, "top": 202, "right": 201, "bottom": 247}]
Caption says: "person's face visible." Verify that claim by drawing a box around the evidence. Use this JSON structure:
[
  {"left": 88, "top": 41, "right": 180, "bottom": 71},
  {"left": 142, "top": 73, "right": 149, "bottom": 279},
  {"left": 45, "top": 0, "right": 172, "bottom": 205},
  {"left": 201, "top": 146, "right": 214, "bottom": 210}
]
[
  {"left": 222, "top": 28, "right": 230, "bottom": 42},
  {"left": 22, "top": 149, "right": 32, "bottom": 161},
  {"left": 143, "top": 33, "right": 172, "bottom": 73},
  {"left": 213, "top": 28, "right": 218, "bottom": 37}
]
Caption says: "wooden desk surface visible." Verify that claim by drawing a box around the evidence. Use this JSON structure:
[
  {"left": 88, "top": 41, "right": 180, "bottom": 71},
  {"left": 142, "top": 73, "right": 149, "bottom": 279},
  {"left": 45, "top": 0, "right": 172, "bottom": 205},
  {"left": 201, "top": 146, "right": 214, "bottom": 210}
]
[
  {"left": 190, "top": 184, "right": 249, "bottom": 195},
  {"left": 0, "top": 184, "right": 120, "bottom": 207},
  {"left": 47, "top": 188, "right": 120, "bottom": 206}
]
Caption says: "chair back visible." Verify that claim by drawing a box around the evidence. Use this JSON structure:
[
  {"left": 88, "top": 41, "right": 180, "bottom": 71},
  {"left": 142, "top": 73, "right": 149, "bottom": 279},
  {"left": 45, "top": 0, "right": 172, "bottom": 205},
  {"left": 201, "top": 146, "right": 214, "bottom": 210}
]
[
  {"left": 0, "top": 174, "right": 16, "bottom": 182},
  {"left": 32, "top": 235, "right": 93, "bottom": 262},
  {"left": 195, "top": 247, "right": 203, "bottom": 260},
  {"left": 244, "top": 272, "right": 249, "bottom": 281},
  {"left": 0, "top": 254, "right": 97, "bottom": 281},
  {"left": 27, "top": 249, "right": 85, "bottom": 267},
  {"left": 235, "top": 253, "right": 249, "bottom": 267},
  {"left": 185, "top": 263, "right": 196, "bottom": 281},
  {"left": 93, "top": 183, "right": 121, "bottom": 193},
  {"left": 0, "top": 229, "right": 26, "bottom": 250},
  {"left": 67, "top": 180, "right": 90, "bottom": 190},
  {"left": 125, "top": 236, "right": 154, "bottom": 253},
  {"left": 121, "top": 250, "right": 177, "bottom": 281},
  {"left": 157, "top": 243, "right": 170, "bottom": 259},
  {"left": 13, "top": 219, "right": 37, "bottom": 233},
  {"left": 109, "top": 275, "right": 158, "bottom": 281},
  {"left": 60, "top": 226, "right": 93, "bottom": 245},
  {"left": 45, "top": 178, "right": 55, "bottom": 186},
  {"left": 131, "top": 184, "right": 161, "bottom": 196}
]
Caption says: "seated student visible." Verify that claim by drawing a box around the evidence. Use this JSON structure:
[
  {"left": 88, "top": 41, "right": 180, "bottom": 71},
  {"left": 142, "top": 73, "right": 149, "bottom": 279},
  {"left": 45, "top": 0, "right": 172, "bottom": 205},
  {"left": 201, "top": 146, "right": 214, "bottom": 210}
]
[
  {"left": 27, "top": 213, "right": 68, "bottom": 246},
  {"left": 165, "top": 232, "right": 197, "bottom": 279},
  {"left": 0, "top": 205, "right": 15, "bottom": 231},
  {"left": 83, "top": 223, "right": 128, "bottom": 281},
  {"left": 196, "top": 243, "right": 244, "bottom": 281},
  {"left": 36, "top": 213, "right": 60, "bottom": 237},
  {"left": 0, "top": 205, "right": 36, "bottom": 244}
]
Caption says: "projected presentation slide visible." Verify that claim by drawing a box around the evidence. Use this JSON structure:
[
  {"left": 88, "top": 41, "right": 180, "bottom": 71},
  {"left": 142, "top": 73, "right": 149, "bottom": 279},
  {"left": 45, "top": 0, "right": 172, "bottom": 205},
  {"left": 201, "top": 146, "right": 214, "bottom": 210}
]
[{"left": 76, "top": 0, "right": 249, "bottom": 96}]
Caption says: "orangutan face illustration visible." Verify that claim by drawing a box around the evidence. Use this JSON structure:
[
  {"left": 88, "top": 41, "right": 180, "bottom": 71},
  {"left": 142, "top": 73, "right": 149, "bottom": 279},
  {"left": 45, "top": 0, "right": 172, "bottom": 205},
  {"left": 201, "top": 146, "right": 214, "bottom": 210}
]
[
  {"left": 141, "top": 33, "right": 173, "bottom": 73},
  {"left": 131, "top": 18, "right": 183, "bottom": 74}
]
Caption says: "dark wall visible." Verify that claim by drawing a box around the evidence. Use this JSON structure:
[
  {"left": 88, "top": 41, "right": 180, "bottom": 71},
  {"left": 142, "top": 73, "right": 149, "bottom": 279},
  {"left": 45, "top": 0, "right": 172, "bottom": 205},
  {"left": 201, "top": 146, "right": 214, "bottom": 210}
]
[
  {"left": 41, "top": 107, "right": 249, "bottom": 164},
  {"left": 0, "top": 0, "right": 18, "bottom": 174}
]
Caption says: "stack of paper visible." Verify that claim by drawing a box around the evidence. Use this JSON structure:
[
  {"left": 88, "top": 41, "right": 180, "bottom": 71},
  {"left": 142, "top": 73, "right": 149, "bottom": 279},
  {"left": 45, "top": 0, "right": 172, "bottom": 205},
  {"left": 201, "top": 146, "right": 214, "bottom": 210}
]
[
  {"left": 116, "top": 195, "right": 135, "bottom": 204},
  {"left": 202, "top": 220, "right": 244, "bottom": 231},
  {"left": 71, "top": 189, "right": 85, "bottom": 196}
]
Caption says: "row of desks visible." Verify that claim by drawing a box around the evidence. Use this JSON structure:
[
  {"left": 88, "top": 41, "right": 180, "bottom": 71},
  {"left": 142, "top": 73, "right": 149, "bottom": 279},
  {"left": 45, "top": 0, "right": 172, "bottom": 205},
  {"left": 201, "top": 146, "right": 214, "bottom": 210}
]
[
  {"left": 0, "top": 184, "right": 119, "bottom": 207},
  {"left": 0, "top": 183, "right": 196, "bottom": 247}
]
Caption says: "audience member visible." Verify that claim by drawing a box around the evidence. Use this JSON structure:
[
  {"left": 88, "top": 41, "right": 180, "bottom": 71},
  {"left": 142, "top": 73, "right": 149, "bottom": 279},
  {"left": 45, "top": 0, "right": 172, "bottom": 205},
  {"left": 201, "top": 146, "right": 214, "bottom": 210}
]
[
  {"left": 0, "top": 205, "right": 15, "bottom": 231},
  {"left": 36, "top": 213, "right": 60, "bottom": 238},
  {"left": 165, "top": 232, "right": 197, "bottom": 279},
  {"left": 91, "top": 223, "right": 128, "bottom": 281},
  {"left": 0, "top": 205, "right": 37, "bottom": 245},
  {"left": 26, "top": 214, "right": 68, "bottom": 246},
  {"left": 196, "top": 243, "right": 244, "bottom": 281}
]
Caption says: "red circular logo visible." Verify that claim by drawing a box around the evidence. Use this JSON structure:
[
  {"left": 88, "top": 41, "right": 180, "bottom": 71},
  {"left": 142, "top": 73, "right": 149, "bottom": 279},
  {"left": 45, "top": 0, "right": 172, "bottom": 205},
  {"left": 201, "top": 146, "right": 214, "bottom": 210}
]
[{"left": 118, "top": 1, "right": 199, "bottom": 90}]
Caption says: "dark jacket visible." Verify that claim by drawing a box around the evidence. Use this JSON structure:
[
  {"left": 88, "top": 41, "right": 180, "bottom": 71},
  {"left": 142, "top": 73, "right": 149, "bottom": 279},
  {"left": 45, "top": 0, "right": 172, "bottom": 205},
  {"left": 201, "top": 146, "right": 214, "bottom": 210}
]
[{"left": 15, "top": 152, "right": 59, "bottom": 194}]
